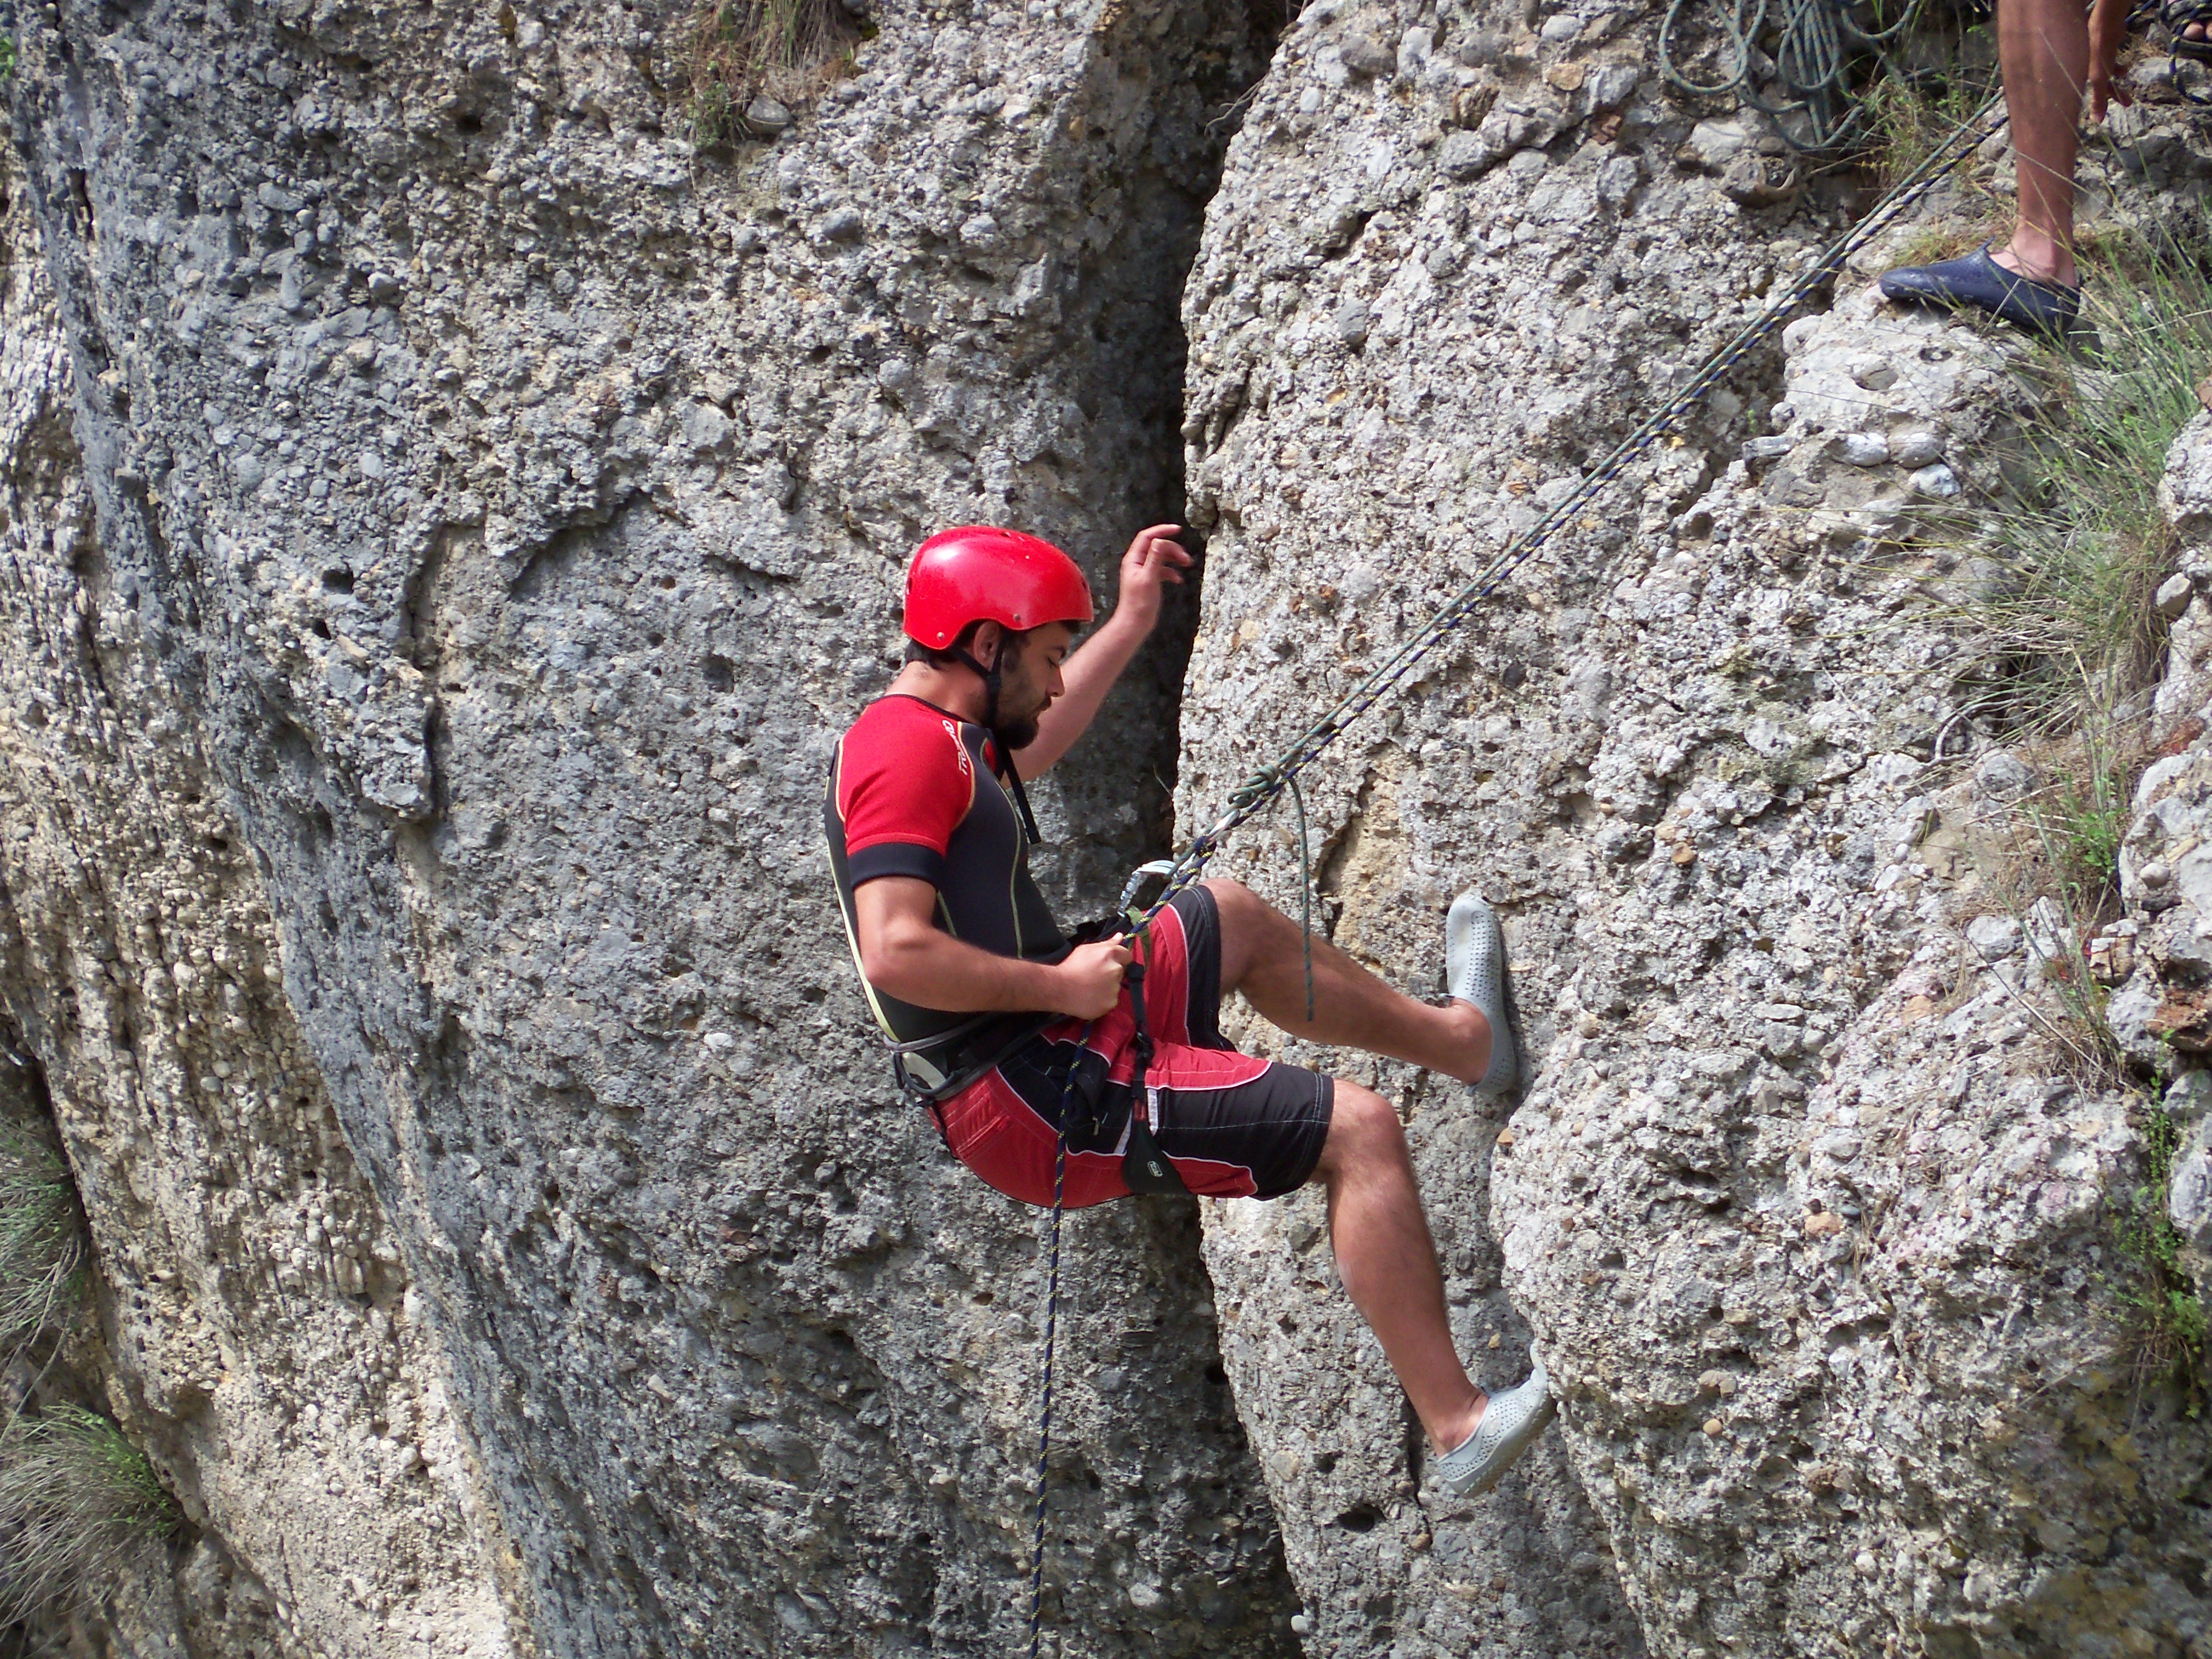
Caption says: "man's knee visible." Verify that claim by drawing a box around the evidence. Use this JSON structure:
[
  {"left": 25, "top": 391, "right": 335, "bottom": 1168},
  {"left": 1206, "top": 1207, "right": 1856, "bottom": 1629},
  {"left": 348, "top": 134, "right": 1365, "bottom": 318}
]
[
  {"left": 1201, "top": 877, "right": 1289, "bottom": 957},
  {"left": 1318, "top": 1081, "right": 1406, "bottom": 1176},
  {"left": 1200, "top": 877, "right": 1265, "bottom": 930}
]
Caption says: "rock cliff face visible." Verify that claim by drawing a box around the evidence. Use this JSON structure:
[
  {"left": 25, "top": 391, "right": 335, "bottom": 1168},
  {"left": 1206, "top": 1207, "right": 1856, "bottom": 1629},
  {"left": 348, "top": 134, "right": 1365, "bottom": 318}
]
[
  {"left": 1, "top": 0, "right": 1302, "bottom": 1651},
  {"left": 2, "top": 153, "right": 525, "bottom": 1658},
  {"left": 1178, "top": 5, "right": 2212, "bottom": 1653},
  {"left": 5, "top": 0, "right": 2212, "bottom": 1651}
]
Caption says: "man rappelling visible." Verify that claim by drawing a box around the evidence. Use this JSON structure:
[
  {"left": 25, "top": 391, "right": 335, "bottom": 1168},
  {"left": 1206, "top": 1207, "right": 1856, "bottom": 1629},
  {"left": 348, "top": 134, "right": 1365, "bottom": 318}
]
[{"left": 823, "top": 524, "right": 1554, "bottom": 1496}]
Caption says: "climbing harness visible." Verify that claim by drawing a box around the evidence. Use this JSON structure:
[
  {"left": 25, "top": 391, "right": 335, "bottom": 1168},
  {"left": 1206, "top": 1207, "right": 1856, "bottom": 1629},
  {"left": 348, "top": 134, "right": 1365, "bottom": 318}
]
[
  {"left": 1120, "top": 948, "right": 1191, "bottom": 1196},
  {"left": 1659, "top": 0, "right": 1935, "bottom": 152},
  {"left": 1021, "top": 96, "right": 2007, "bottom": 1644}
]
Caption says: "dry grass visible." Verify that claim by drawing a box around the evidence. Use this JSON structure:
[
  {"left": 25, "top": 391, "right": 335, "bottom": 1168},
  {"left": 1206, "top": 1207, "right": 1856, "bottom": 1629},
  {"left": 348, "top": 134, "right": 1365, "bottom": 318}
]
[
  {"left": 0, "top": 1115, "right": 84, "bottom": 1358},
  {"left": 1860, "top": 68, "right": 1999, "bottom": 191},
  {"left": 0, "top": 1406, "right": 178, "bottom": 1621},
  {"left": 685, "top": 0, "right": 867, "bottom": 148},
  {"left": 1934, "top": 226, "right": 2212, "bottom": 740},
  {"left": 1885, "top": 220, "right": 1991, "bottom": 273},
  {"left": 1916, "top": 245, "right": 2199, "bottom": 1084}
]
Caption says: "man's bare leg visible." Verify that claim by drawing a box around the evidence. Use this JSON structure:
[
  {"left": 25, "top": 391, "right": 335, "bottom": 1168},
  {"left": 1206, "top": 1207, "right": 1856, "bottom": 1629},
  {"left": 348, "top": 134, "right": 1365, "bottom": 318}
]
[
  {"left": 1313, "top": 1081, "right": 1486, "bottom": 1453},
  {"left": 1993, "top": 0, "right": 2089, "bottom": 289},
  {"left": 1201, "top": 879, "right": 1491, "bottom": 1083}
]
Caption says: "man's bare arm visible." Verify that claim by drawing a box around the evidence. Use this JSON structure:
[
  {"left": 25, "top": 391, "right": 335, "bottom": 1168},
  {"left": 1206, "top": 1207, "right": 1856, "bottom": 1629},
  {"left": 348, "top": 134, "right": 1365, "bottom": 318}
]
[
  {"left": 1016, "top": 523, "right": 1191, "bottom": 779},
  {"left": 855, "top": 877, "right": 1130, "bottom": 1020}
]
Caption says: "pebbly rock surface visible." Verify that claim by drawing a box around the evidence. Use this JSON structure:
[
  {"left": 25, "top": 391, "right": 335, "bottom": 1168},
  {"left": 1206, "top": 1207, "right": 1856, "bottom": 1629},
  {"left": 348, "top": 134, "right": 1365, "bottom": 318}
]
[
  {"left": 8, "top": 0, "right": 2212, "bottom": 1646},
  {"left": 0, "top": 0, "right": 1305, "bottom": 1652},
  {"left": 2115, "top": 412, "right": 2212, "bottom": 1290},
  {"left": 0, "top": 152, "right": 524, "bottom": 1658},
  {"left": 1176, "top": 2, "right": 2211, "bottom": 1652}
]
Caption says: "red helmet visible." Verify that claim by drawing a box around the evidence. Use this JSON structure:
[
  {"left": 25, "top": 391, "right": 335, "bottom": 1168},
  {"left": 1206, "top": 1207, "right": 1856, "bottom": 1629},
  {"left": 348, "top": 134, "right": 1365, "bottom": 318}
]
[{"left": 903, "top": 526, "right": 1094, "bottom": 650}]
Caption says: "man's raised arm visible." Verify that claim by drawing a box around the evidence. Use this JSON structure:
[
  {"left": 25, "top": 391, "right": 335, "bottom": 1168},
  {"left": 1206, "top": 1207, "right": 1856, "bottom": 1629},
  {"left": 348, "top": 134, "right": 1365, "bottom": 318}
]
[{"left": 1013, "top": 523, "right": 1191, "bottom": 779}]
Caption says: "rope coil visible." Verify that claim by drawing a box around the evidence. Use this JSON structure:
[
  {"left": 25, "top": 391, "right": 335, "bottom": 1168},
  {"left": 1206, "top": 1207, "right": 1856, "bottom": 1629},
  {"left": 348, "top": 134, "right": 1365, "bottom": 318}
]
[{"left": 1658, "top": 0, "right": 1935, "bottom": 152}]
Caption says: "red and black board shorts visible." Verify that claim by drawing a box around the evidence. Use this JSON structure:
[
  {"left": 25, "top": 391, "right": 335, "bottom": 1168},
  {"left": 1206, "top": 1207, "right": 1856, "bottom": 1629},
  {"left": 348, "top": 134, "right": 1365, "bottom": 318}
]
[{"left": 934, "top": 885, "right": 1335, "bottom": 1209}]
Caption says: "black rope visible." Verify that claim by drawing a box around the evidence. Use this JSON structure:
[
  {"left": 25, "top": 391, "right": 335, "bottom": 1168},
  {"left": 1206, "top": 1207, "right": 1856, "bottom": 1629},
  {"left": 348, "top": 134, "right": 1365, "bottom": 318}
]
[{"left": 1025, "top": 1023, "right": 1088, "bottom": 1658}]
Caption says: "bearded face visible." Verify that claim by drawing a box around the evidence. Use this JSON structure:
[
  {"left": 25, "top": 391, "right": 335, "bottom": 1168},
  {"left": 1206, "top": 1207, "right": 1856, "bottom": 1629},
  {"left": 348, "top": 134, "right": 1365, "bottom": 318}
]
[
  {"left": 987, "top": 631, "right": 1048, "bottom": 752},
  {"left": 977, "top": 620, "right": 1076, "bottom": 755}
]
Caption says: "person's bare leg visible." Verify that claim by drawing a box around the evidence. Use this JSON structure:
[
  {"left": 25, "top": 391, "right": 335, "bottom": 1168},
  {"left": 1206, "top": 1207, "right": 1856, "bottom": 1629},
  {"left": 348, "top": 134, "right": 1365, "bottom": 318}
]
[
  {"left": 1201, "top": 879, "right": 1491, "bottom": 1083},
  {"left": 1316, "top": 1082, "right": 1484, "bottom": 1453},
  {"left": 1993, "top": 0, "right": 2090, "bottom": 288}
]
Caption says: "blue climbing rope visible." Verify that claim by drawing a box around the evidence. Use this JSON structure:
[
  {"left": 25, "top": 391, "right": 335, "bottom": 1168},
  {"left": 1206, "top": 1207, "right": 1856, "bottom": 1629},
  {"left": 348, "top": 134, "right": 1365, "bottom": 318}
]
[{"left": 1022, "top": 92, "right": 2006, "bottom": 1645}]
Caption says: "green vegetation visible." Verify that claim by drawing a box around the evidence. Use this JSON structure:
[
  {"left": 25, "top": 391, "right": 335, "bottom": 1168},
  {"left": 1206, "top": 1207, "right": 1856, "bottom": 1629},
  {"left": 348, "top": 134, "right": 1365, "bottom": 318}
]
[
  {"left": 1931, "top": 232, "right": 2212, "bottom": 1085},
  {"left": 685, "top": 0, "right": 863, "bottom": 149},
  {"left": 0, "top": 1114, "right": 84, "bottom": 1355},
  {"left": 2005, "top": 766, "right": 2131, "bottom": 1082},
  {"left": 1917, "top": 229, "right": 2212, "bottom": 1392},
  {"left": 1860, "top": 62, "right": 2000, "bottom": 192},
  {"left": 0, "top": 35, "right": 16, "bottom": 79},
  {"left": 0, "top": 1078, "right": 173, "bottom": 1615},
  {"left": 2112, "top": 1098, "right": 2209, "bottom": 1407},
  {"left": 0, "top": 1406, "right": 179, "bottom": 1620},
  {"left": 2040, "top": 760, "right": 2128, "bottom": 894},
  {"left": 1939, "top": 227, "right": 2212, "bottom": 740}
]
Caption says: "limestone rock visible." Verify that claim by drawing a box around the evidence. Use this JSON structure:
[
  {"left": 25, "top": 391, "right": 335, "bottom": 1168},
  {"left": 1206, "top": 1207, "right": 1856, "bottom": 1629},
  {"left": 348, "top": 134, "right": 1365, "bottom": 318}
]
[
  {"left": 0, "top": 0, "right": 1301, "bottom": 1651},
  {"left": 1178, "top": 7, "right": 2212, "bottom": 1652},
  {"left": 0, "top": 152, "right": 521, "bottom": 1658},
  {"left": 7, "top": 0, "right": 2212, "bottom": 1649}
]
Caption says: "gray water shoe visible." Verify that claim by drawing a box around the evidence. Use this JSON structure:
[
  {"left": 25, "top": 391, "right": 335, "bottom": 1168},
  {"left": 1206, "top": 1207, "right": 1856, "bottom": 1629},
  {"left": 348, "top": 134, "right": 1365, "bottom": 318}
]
[
  {"left": 1436, "top": 1356, "right": 1555, "bottom": 1497},
  {"left": 1447, "top": 893, "right": 1517, "bottom": 1096}
]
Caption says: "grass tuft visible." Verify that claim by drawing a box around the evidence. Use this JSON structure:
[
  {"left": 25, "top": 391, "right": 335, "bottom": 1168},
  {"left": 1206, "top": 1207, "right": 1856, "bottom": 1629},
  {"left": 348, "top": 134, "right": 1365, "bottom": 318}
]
[
  {"left": 0, "top": 1114, "right": 84, "bottom": 1356},
  {"left": 0, "top": 1406, "right": 179, "bottom": 1620},
  {"left": 1936, "top": 226, "right": 2212, "bottom": 740},
  {"left": 1860, "top": 67, "right": 1999, "bottom": 192},
  {"left": 684, "top": 0, "right": 865, "bottom": 148},
  {"left": 2111, "top": 1097, "right": 2209, "bottom": 1408},
  {"left": 1949, "top": 704, "right": 2139, "bottom": 1086}
]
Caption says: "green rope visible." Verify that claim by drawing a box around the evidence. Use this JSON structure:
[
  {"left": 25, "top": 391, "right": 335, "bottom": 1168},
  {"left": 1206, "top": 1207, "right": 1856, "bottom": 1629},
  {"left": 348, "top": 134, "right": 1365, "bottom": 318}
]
[{"left": 1658, "top": 0, "right": 1935, "bottom": 152}]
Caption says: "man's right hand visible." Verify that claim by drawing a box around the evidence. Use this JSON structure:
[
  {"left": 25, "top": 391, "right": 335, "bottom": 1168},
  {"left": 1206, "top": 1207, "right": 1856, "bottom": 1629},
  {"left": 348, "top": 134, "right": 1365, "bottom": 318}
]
[{"left": 1053, "top": 936, "right": 1133, "bottom": 1019}]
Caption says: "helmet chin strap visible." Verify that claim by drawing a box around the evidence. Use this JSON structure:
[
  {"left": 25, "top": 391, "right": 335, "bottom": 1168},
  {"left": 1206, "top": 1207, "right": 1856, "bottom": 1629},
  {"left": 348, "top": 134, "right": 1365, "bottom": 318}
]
[
  {"left": 951, "top": 643, "right": 1002, "bottom": 732},
  {"left": 952, "top": 639, "right": 1042, "bottom": 847}
]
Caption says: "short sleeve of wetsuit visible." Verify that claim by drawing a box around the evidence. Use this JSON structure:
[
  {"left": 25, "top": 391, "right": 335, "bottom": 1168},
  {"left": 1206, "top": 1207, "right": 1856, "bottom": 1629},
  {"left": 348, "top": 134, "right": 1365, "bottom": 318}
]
[{"left": 836, "top": 706, "right": 977, "bottom": 888}]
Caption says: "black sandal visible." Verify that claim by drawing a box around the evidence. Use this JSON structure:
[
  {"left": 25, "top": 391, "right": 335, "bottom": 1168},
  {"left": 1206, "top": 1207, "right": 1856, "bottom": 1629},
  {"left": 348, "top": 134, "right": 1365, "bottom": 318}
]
[
  {"left": 2134, "top": 0, "right": 2212, "bottom": 100},
  {"left": 2164, "top": 0, "right": 2212, "bottom": 58}
]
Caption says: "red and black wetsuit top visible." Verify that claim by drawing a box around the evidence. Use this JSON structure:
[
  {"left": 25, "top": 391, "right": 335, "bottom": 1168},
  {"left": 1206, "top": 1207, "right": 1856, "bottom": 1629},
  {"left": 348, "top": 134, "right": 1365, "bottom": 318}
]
[{"left": 825, "top": 694, "right": 1069, "bottom": 1048}]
